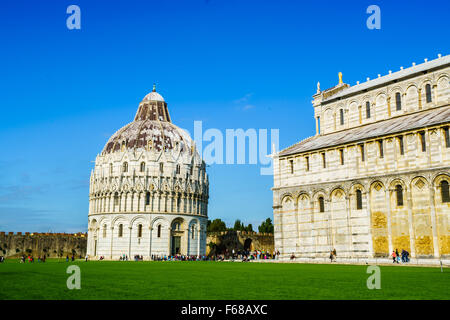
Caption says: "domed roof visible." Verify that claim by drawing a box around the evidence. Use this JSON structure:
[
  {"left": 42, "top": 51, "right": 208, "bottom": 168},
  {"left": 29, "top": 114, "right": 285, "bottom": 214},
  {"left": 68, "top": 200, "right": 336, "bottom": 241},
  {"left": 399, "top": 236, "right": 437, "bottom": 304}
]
[
  {"left": 143, "top": 85, "right": 165, "bottom": 102},
  {"left": 101, "top": 88, "right": 197, "bottom": 157},
  {"left": 102, "top": 119, "right": 195, "bottom": 155}
]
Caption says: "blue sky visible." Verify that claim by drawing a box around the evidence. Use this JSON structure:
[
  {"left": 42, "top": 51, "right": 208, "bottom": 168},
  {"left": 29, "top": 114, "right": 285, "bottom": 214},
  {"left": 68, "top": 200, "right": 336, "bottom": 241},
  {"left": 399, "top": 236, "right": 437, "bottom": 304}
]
[{"left": 0, "top": 0, "right": 449, "bottom": 232}]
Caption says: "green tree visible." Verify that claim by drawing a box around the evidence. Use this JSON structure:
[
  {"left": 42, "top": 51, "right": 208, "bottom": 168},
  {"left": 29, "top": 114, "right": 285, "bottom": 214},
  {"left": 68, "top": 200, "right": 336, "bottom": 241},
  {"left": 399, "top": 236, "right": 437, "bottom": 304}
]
[
  {"left": 245, "top": 224, "right": 253, "bottom": 232},
  {"left": 233, "top": 219, "right": 243, "bottom": 231},
  {"left": 207, "top": 219, "right": 227, "bottom": 232},
  {"left": 258, "top": 218, "right": 274, "bottom": 234}
]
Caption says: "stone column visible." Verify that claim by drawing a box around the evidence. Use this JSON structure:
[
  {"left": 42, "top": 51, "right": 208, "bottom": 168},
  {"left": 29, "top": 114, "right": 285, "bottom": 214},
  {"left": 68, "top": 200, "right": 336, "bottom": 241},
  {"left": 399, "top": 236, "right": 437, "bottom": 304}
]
[
  {"left": 309, "top": 200, "right": 316, "bottom": 258},
  {"left": 168, "top": 193, "right": 173, "bottom": 213},
  {"left": 406, "top": 187, "right": 416, "bottom": 258},
  {"left": 387, "top": 96, "right": 391, "bottom": 117},
  {"left": 418, "top": 88, "right": 422, "bottom": 109},
  {"left": 433, "top": 84, "right": 438, "bottom": 105},
  {"left": 429, "top": 186, "right": 440, "bottom": 258},
  {"left": 315, "top": 117, "right": 319, "bottom": 135},
  {"left": 167, "top": 227, "right": 172, "bottom": 256},
  {"left": 197, "top": 226, "right": 201, "bottom": 256},
  {"left": 184, "top": 227, "right": 189, "bottom": 255},
  {"left": 148, "top": 226, "right": 153, "bottom": 259},
  {"left": 293, "top": 201, "right": 299, "bottom": 255},
  {"left": 128, "top": 226, "right": 132, "bottom": 258},
  {"left": 110, "top": 226, "right": 114, "bottom": 259},
  {"left": 366, "top": 190, "right": 374, "bottom": 257},
  {"left": 346, "top": 195, "right": 353, "bottom": 257},
  {"left": 385, "top": 188, "right": 393, "bottom": 254}
]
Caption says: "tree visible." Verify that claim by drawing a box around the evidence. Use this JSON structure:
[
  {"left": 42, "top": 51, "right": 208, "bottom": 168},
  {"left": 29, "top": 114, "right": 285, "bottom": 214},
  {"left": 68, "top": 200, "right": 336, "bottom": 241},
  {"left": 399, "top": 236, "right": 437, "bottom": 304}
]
[
  {"left": 258, "top": 218, "right": 274, "bottom": 234},
  {"left": 233, "top": 219, "right": 243, "bottom": 231},
  {"left": 207, "top": 219, "right": 227, "bottom": 232},
  {"left": 245, "top": 224, "right": 253, "bottom": 232}
]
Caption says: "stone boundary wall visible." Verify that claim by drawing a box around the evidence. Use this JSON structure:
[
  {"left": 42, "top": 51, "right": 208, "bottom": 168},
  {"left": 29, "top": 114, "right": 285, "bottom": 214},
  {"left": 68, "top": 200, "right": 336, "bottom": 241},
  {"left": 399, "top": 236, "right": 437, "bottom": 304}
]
[
  {"left": 0, "top": 232, "right": 87, "bottom": 258},
  {"left": 206, "top": 230, "right": 274, "bottom": 256}
]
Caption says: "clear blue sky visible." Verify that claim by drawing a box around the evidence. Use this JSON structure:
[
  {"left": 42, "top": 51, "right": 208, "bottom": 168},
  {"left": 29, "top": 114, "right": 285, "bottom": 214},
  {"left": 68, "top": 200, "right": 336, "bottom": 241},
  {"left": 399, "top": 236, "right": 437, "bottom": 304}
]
[{"left": 0, "top": 0, "right": 449, "bottom": 232}]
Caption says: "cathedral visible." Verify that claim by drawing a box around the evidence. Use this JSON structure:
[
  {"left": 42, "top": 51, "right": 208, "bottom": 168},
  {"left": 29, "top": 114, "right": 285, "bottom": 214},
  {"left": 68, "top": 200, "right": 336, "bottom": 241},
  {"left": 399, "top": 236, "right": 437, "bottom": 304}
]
[
  {"left": 87, "top": 86, "right": 209, "bottom": 259},
  {"left": 273, "top": 54, "right": 450, "bottom": 262}
]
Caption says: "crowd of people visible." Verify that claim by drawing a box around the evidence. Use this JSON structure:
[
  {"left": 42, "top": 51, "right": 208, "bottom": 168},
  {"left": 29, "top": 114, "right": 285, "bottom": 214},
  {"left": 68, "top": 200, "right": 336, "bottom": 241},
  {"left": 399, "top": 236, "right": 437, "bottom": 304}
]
[
  {"left": 151, "top": 254, "right": 209, "bottom": 261},
  {"left": 0, "top": 248, "right": 412, "bottom": 264},
  {"left": 213, "top": 249, "right": 281, "bottom": 261},
  {"left": 18, "top": 254, "right": 48, "bottom": 263},
  {"left": 392, "top": 249, "right": 410, "bottom": 263}
]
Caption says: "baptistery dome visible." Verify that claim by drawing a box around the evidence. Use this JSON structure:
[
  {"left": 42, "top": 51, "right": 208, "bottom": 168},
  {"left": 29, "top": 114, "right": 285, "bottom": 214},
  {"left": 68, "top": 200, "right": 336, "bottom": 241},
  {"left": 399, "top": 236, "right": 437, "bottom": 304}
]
[{"left": 87, "top": 87, "right": 209, "bottom": 260}]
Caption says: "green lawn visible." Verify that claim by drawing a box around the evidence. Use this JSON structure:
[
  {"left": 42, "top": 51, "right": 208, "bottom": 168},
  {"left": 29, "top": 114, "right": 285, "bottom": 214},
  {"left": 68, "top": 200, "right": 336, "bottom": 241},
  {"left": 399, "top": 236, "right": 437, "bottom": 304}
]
[{"left": 0, "top": 260, "right": 448, "bottom": 300}]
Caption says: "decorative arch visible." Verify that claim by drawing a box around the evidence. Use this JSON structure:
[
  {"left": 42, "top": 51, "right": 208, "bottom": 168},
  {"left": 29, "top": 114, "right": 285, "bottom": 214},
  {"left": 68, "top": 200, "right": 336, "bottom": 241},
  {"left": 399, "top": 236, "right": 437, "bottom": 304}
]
[{"left": 369, "top": 180, "right": 389, "bottom": 256}]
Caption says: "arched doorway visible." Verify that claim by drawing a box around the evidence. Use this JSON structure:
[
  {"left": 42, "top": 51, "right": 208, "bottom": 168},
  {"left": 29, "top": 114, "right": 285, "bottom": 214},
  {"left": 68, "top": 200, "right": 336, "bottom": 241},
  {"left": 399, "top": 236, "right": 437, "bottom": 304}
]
[
  {"left": 171, "top": 219, "right": 184, "bottom": 255},
  {"left": 244, "top": 238, "right": 252, "bottom": 251}
]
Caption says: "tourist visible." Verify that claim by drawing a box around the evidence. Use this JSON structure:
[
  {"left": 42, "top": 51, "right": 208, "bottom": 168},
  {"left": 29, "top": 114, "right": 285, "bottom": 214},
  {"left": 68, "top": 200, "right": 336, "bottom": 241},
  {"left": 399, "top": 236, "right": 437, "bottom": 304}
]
[
  {"left": 0, "top": 256, "right": 4, "bottom": 263},
  {"left": 329, "top": 250, "right": 334, "bottom": 262},
  {"left": 333, "top": 248, "right": 337, "bottom": 262},
  {"left": 71, "top": 255, "right": 75, "bottom": 262},
  {"left": 395, "top": 249, "right": 400, "bottom": 263},
  {"left": 66, "top": 255, "right": 69, "bottom": 262},
  {"left": 391, "top": 251, "right": 397, "bottom": 263}
]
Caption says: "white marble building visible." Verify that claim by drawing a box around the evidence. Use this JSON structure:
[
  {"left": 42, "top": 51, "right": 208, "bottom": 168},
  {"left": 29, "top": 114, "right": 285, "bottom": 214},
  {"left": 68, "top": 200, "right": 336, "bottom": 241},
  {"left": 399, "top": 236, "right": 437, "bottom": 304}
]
[
  {"left": 273, "top": 54, "right": 450, "bottom": 261},
  {"left": 87, "top": 86, "right": 209, "bottom": 259}
]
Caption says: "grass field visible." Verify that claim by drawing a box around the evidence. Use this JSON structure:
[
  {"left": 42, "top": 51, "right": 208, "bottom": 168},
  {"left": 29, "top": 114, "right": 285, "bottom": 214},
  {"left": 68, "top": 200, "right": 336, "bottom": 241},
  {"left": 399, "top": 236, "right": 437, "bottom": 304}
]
[{"left": 0, "top": 259, "right": 448, "bottom": 300}]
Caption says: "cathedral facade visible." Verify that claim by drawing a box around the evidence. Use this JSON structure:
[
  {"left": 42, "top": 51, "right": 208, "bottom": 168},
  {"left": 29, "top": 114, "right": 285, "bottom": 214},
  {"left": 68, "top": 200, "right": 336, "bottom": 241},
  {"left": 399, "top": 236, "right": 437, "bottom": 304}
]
[
  {"left": 273, "top": 55, "right": 450, "bottom": 261},
  {"left": 87, "top": 87, "right": 209, "bottom": 260}
]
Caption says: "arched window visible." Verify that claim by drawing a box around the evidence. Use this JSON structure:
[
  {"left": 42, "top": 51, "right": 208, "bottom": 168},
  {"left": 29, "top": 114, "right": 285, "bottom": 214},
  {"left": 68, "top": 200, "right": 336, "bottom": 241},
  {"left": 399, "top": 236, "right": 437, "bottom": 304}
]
[
  {"left": 114, "top": 192, "right": 119, "bottom": 206},
  {"left": 191, "top": 225, "right": 195, "bottom": 239},
  {"left": 118, "top": 224, "right": 123, "bottom": 237},
  {"left": 176, "top": 164, "right": 180, "bottom": 174},
  {"left": 140, "top": 162, "right": 145, "bottom": 172},
  {"left": 356, "top": 190, "right": 363, "bottom": 210},
  {"left": 366, "top": 101, "right": 371, "bottom": 118},
  {"left": 122, "top": 162, "right": 128, "bottom": 173},
  {"left": 103, "top": 224, "right": 107, "bottom": 238},
  {"left": 318, "top": 196, "right": 325, "bottom": 212},
  {"left": 109, "top": 163, "right": 113, "bottom": 175},
  {"left": 441, "top": 180, "right": 450, "bottom": 203},
  {"left": 396, "top": 185, "right": 404, "bottom": 207},
  {"left": 419, "top": 131, "right": 426, "bottom": 152},
  {"left": 137, "top": 224, "right": 142, "bottom": 238},
  {"left": 159, "top": 162, "right": 164, "bottom": 174},
  {"left": 378, "top": 140, "right": 384, "bottom": 158},
  {"left": 444, "top": 127, "right": 450, "bottom": 148},
  {"left": 145, "top": 192, "right": 150, "bottom": 206},
  {"left": 425, "top": 84, "right": 432, "bottom": 103},
  {"left": 398, "top": 136, "right": 404, "bottom": 155},
  {"left": 395, "top": 92, "right": 402, "bottom": 111},
  {"left": 157, "top": 225, "right": 161, "bottom": 238},
  {"left": 339, "top": 109, "right": 344, "bottom": 125}
]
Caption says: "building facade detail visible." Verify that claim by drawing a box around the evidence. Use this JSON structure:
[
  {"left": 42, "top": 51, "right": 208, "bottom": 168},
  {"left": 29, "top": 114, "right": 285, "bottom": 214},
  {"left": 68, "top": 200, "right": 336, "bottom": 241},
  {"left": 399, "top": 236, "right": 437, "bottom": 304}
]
[
  {"left": 273, "top": 55, "right": 450, "bottom": 260},
  {"left": 87, "top": 87, "right": 209, "bottom": 259}
]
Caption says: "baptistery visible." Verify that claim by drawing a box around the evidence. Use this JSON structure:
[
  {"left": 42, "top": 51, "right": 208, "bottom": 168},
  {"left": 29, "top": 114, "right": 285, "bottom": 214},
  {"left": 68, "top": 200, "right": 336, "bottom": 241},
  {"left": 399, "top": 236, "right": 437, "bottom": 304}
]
[{"left": 87, "top": 86, "right": 209, "bottom": 260}]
